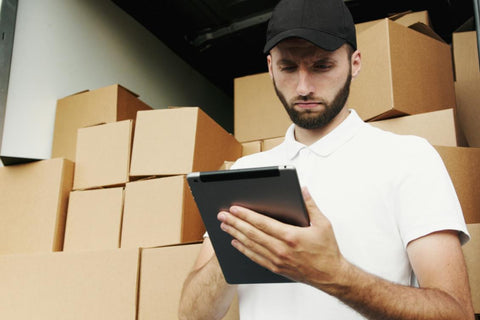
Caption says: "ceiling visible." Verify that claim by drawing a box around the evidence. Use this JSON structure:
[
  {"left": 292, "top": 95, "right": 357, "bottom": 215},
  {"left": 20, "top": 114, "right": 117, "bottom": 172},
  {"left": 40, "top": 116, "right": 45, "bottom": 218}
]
[{"left": 111, "top": 0, "right": 476, "bottom": 99}]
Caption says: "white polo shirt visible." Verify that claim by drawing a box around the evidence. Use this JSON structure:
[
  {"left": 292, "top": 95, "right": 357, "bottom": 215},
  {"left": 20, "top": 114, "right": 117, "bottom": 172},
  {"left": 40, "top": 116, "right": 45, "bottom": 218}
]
[{"left": 230, "top": 110, "right": 469, "bottom": 319}]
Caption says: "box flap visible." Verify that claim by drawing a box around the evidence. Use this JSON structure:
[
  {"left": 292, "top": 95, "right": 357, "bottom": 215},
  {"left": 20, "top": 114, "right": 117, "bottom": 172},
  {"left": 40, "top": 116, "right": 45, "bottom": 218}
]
[
  {"left": 387, "top": 11, "right": 414, "bottom": 21},
  {"left": 117, "top": 84, "right": 140, "bottom": 98},
  {"left": 408, "top": 22, "right": 445, "bottom": 43}
]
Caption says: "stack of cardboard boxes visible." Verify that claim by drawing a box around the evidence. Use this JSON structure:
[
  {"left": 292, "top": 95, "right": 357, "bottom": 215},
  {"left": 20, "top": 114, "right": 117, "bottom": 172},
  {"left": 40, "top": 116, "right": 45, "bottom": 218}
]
[
  {"left": 235, "top": 11, "right": 480, "bottom": 314},
  {"left": 0, "top": 85, "right": 241, "bottom": 319},
  {"left": 0, "top": 9, "right": 478, "bottom": 318}
]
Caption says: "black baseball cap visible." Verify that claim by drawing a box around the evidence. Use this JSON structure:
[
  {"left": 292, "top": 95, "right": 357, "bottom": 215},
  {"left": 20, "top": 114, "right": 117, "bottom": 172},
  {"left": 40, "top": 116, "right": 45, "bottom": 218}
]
[{"left": 264, "top": 0, "right": 357, "bottom": 54}]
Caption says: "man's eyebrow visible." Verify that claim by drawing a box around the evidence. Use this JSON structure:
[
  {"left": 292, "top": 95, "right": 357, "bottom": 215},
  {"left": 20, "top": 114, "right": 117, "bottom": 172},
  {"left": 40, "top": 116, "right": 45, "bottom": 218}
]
[
  {"left": 312, "top": 56, "right": 336, "bottom": 64},
  {"left": 276, "top": 57, "right": 336, "bottom": 65},
  {"left": 276, "top": 58, "right": 296, "bottom": 65}
]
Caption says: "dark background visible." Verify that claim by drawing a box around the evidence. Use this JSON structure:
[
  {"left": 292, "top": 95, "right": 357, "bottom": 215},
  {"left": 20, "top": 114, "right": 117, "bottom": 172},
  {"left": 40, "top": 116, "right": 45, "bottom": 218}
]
[{"left": 111, "top": 0, "right": 476, "bottom": 98}]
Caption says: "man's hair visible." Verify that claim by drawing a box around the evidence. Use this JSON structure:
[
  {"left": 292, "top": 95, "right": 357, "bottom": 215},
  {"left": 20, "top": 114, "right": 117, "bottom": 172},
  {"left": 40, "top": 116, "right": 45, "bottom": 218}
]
[{"left": 345, "top": 44, "right": 355, "bottom": 62}]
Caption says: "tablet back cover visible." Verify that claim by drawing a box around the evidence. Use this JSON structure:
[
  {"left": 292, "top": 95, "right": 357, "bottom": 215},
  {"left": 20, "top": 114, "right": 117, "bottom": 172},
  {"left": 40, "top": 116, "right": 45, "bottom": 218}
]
[{"left": 187, "top": 166, "right": 308, "bottom": 284}]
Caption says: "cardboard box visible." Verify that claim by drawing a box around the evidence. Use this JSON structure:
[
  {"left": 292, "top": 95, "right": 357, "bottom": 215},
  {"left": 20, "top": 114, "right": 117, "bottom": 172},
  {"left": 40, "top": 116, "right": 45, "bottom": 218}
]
[
  {"left": 0, "top": 158, "right": 73, "bottom": 254},
  {"left": 130, "top": 107, "right": 242, "bottom": 177},
  {"left": 52, "top": 84, "right": 152, "bottom": 162},
  {"left": 219, "top": 161, "right": 235, "bottom": 170},
  {"left": 455, "top": 78, "right": 480, "bottom": 148},
  {"left": 452, "top": 32, "right": 480, "bottom": 148},
  {"left": 355, "top": 10, "right": 431, "bottom": 34},
  {"left": 369, "top": 109, "right": 465, "bottom": 147},
  {"left": 262, "top": 136, "right": 285, "bottom": 151},
  {"left": 73, "top": 120, "right": 132, "bottom": 190},
  {"left": 64, "top": 187, "right": 124, "bottom": 251},
  {"left": 453, "top": 31, "right": 480, "bottom": 82},
  {"left": 434, "top": 146, "right": 480, "bottom": 224},
  {"left": 464, "top": 223, "right": 480, "bottom": 313},
  {"left": 347, "top": 19, "right": 456, "bottom": 121},
  {"left": 234, "top": 73, "right": 292, "bottom": 142},
  {"left": 242, "top": 140, "right": 262, "bottom": 156},
  {"left": 394, "top": 10, "right": 431, "bottom": 28},
  {"left": 0, "top": 248, "right": 139, "bottom": 319},
  {"left": 138, "top": 243, "right": 239, "bottom": 319},
  {"left": 121, "top": 175, "right": 204, "bottom": 248}
]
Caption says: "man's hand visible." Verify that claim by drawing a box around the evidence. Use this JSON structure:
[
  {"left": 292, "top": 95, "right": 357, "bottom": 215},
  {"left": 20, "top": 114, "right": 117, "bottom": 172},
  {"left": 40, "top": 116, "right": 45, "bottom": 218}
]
[
  {"left": 217, "top": 187, "right": 347, "bottom": 287},
  {"left": 217, "top": 187, "right": 475, "bottom": 319}
]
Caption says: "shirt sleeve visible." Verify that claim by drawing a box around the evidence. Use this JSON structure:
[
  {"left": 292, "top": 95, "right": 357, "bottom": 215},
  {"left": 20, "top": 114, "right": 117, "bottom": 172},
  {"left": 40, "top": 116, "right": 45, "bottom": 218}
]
[{"left": 393, "top": 138, "right": 470, "bottom": 247}]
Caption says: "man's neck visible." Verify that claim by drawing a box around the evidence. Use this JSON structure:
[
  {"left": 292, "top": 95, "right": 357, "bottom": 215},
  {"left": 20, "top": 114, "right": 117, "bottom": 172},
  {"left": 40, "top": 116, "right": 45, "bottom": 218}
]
[{"left": 294, "top": 108, "right": 350, "bottom": 146}]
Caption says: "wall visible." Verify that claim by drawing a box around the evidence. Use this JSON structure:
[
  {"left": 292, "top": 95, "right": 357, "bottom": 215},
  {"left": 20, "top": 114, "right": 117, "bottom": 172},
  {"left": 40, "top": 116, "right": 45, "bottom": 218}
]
[{"left": 0, "top": 0, "right": 233, "bottom": 162}]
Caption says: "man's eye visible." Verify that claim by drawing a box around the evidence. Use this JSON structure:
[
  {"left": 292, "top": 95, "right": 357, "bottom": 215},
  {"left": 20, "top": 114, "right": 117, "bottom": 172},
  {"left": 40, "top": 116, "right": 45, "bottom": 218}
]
[
  {"left": 280, "top": 66, "right": 297, "bottom": 72},
  {"left": 314, "top": 64, "right": 331, "bottom": 71}
]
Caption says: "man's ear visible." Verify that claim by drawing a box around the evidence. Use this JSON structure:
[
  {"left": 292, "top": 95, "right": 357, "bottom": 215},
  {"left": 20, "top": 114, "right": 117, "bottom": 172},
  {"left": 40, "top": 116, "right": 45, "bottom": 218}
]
[
  {"left": 267, "top": 54, "right": 274, "bottom": 80},
  {"left": 351, "top": 50, "right": 361, "bottom": 79}
]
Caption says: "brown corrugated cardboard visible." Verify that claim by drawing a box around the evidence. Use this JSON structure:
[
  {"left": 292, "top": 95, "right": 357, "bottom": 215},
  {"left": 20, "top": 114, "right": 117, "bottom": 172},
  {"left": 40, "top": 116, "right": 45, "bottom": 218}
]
[
  {"left": 453, "top": 32, "right": 480, "bottom": 149},
  {"left": 0, "top": 158, "right": 73, "bottom": 254},
  {"left": 0, "top": 248, "right": 139, "bottom": 319},
  {"left": 464, "top": 223, "right": 480, "bottom": 313},
  {"left": 234, "top": 73, "right": 292, "bottom": 142},
  {"left": 435, "top": 146, "right": 480, "bottom": 224},
  {"left": 130, "top": 107, "right": 242, "bottom": 177},
  {"left": 347, "top": 19, "right": 456, "bottom": 121},
  {"left": 52, "top": 84, "right": 152, "bottom": 162},
  {"left": 138, "top": 243, "right": 239, "bottom": 319},
  {"left": 73, "top": 120, "right": 132, "bottom": 190},
  {"left": 262, "top": 136, "right": 285, "bottom": 151},
  {"left": 394, "top": 10, "right": 431, "bottom": 28},
  {"left": 452, "top": 30, "right": 480, "bottom": 148},
  {"left": 121, "top": 175, "right": 204, "bottom": 248},
  {"left": 219, "top": 161, "right": 236, "bottom": 170},
  {"left": 242, "top": 140, "right": 262, "bottom": 156},
  {"left": 261, "top": 107, "right": 466, "bottom": 149},
  {"left": 453, "top": 31, "right": 480, "bottom": 82},
  {"left": 64, "top": 187, "right": 124, "bottom": 251},
  {"left": 455, "top": 79, "right": 480, "bottom": 147},
  {"left": 355, "top": 10, "right": 431, "bottom": 34},
  {"left": 369, "top": 109, "right": 465, "bottom": 147}
]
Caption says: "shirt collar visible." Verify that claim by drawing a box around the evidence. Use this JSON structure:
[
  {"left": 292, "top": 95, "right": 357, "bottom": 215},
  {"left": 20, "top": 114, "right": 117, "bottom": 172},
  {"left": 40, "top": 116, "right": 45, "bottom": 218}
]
[{"left": 284, "top": 109, "right": 365, "bottom": 159}]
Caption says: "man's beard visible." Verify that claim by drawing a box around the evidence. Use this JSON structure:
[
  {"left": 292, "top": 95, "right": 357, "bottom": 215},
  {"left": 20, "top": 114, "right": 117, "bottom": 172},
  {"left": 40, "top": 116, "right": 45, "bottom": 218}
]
[{"left": 273, "top": 73, "right": 352, "bottom": 130}]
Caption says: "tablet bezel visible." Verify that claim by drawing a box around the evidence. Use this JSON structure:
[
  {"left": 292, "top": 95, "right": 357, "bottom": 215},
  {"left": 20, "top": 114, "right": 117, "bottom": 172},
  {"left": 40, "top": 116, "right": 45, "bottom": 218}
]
[{"left": 187, "top": 165, "right": 309, "bottom": 284}]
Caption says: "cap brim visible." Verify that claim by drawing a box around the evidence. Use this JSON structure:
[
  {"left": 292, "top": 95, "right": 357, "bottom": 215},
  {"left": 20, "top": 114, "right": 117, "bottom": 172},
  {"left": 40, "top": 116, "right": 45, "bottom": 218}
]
[{"left": 263, "top": 28, "right": 346, "bottom": 54}]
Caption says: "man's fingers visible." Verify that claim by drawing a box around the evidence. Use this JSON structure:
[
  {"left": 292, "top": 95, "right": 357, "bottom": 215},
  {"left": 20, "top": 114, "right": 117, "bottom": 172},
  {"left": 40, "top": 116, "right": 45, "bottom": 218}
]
[
  {"left": 218, "top": 208, "right": 281, "bottom": 248},
  {"left": 225, "top": 205, "right": 289, "bottom": 238},
  {"left": 218, "top": 209, "right": 282, "bottom": 265}
]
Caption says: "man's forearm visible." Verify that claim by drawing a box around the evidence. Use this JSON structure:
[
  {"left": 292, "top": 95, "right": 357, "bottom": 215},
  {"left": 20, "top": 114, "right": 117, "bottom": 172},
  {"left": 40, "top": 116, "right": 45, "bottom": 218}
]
[
  {"left": 179, "top": 256, "right": 236, "bottom": 320},
  {"left": 318, "top": 260, "right": 473, "bottom": 320}
]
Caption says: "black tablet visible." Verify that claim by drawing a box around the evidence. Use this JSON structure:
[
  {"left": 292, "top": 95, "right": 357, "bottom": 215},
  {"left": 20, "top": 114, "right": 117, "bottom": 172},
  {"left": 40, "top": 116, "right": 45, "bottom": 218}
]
[{"left": 186, "top": 165, "right": 309, "bottom": 284}]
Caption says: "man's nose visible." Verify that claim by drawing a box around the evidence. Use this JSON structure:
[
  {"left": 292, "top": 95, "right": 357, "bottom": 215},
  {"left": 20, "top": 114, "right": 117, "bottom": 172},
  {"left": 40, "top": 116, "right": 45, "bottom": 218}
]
[{"left": 296, "top": 69, "right": 315, "bottom": 97}]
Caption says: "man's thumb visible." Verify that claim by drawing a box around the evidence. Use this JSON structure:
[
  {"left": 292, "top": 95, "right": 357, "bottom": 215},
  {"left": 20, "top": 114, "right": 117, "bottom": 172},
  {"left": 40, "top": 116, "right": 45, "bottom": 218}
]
[{"left": 301, "top": 186, "right": 324, "bottom": 225}]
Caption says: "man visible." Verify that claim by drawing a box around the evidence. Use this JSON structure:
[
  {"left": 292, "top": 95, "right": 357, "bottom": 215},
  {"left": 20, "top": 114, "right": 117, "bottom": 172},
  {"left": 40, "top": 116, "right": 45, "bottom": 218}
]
[{"left": 179, "top": 0, "right": 475, "bottom": 319}]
